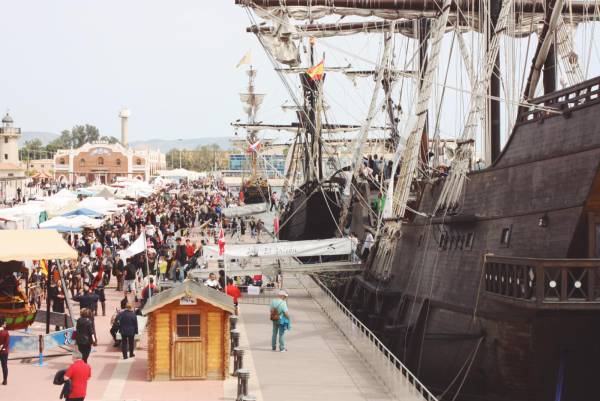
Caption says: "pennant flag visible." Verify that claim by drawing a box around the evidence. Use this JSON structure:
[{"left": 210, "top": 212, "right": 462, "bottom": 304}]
[
  {"left": 236, "top": 51, "right": 252, "bottom": 68},
  {"left": 218, "top": 226, "right": 226, "bottom": 256},
  {"left": 307, "top": 60, "right": 325, "bottom": 81},
  {"left": 39, "top": 259, "right": 48, "bottom": 276}
]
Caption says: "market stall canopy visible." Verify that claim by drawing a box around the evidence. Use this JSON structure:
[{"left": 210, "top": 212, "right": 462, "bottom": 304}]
[
  {"left": 40, "top": 215, "right": 104, "bottom": 230},
  {"left": 61, "top": 208, "right": 104, "bottom": 218},
  {"left": 0, "top": 229, "right": 77, "bottom": 261},
  {"left": 96, "top": 187, "right": 115, "bottom": 199}
]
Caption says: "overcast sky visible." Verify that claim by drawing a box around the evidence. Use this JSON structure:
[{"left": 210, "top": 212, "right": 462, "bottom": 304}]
[{"left": 0, "top": 1, "right": 285, "bottom": 141}]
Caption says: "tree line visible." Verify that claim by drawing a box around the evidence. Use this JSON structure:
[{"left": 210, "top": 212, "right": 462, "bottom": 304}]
[
  {"left": 165, "top": 144, "right": 230, "bottom": 171},
  {"left": 20, "top": 124, "right": 119, "bottom": 160}
]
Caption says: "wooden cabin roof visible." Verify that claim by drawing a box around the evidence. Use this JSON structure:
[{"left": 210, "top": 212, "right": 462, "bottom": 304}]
[{"left": 142, "top": 279, "right": 235, "bottom": 315}]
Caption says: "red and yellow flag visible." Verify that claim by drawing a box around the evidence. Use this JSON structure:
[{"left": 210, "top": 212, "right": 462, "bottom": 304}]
[
  {"left": 307, "top": 60, "right": 324, "bottom": 81},
  {"left": 39, "top": 259, "right": 48, "bottom": 276}
]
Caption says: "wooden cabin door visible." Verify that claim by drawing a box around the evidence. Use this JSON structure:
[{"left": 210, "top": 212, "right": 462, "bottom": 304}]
[{"left": 172, "top": 312, "right": 205, "bottom": 379}]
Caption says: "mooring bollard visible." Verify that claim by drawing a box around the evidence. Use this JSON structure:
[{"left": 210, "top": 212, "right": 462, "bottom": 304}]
[
  {"left": 230, "top": 329, "right": 240, "bottom": 353},
  {"left": 236, "top": 368, "right": 250, "bottom": 401},
  {"left": 230, "top": 315, "right": 239, "bottom": 330},
  {"left": 233, "top": 347, "right": 245, "bottom": 375}
]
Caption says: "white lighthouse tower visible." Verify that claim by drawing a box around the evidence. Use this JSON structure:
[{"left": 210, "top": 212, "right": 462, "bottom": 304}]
[
  {"left": 0, "top": 112, "right": 21, "bottom": 165},
  {"left": 119, "top": 108, "right": 130, "bottom": 147}
]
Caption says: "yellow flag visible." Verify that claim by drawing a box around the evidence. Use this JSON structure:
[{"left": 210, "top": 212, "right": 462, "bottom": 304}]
[{"left": 236, "top": 51, "right": 252, "bottom": 68}]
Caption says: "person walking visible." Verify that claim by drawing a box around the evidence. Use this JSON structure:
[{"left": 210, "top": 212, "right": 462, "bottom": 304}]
[
  {"left": 0, "top": 318, "right": 9, "bottom": 385},
  {"left": 116, "top": 303, "right": 138, "bottom": 360},
  {"left": 269, "top": 290, "right": 290, "bottom": 352},
  {"left": 63, "top": 352, "right": 91, "bottom": 401},
  {"left": 74, "top": 309, "right": 96, "bottom": 363}
]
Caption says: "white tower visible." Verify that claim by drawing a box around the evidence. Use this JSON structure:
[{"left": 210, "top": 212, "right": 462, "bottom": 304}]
[
  {"left": 119, "top": 108, "right": 130, "bottom": 147},
  {"left": 0, "top": 112, "right": 21, "bottom": 165}
]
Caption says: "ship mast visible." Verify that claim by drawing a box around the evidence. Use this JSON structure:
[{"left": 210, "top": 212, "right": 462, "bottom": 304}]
[{"left": 239, "top": 67, "right": 265, "bottom": 178}]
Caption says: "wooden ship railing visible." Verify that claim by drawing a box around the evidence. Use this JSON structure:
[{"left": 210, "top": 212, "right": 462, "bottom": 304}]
[
  {"left": 517, "top": 76, "right": 600, "bottom": 125},
  {"left": 484, "top": 255, "right": 600, "bottom": 308}
]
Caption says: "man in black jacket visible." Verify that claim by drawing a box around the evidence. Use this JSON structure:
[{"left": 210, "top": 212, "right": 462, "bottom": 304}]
[
  {"left": 117, "top": 303, "right": 138, "bottom": 359},
  {"left": 73, "top": 288, "right": 99, "bottom": 315}
]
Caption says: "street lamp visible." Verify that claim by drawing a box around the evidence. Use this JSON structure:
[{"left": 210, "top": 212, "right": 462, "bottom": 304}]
[{"left": 178, "top": 138, "right": 183, "bottom": 169}]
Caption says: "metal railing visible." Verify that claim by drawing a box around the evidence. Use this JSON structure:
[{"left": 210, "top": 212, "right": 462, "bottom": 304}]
[{"left": 298, "top": 274, "right": 438, "bottom": 401}]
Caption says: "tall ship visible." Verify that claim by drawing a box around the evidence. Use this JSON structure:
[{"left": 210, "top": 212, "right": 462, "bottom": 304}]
[
  {"left": 236, "top": 67, "right": 272, "bottom": 205},
  {"left": 236, "top": 0, "right": 600, "bottom": 400}
]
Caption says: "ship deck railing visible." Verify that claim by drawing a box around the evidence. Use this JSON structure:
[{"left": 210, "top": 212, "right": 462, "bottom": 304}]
[
  {"left": 297, "top": 273, "right": 438, "bottom": 401},
  {"left": 518, "top": 76, "right": 600, "bottom": 124},
  {"left": 485, "top": 255, "right": 600, "bottom": 308}
]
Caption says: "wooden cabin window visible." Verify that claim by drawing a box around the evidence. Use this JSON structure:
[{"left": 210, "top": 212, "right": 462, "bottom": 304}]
[
  {"left": 465, "top": 233, "right": 474, "bottom": 250},
  {"left": 176, "top": 313, "right": 201, "bottom": 337}
]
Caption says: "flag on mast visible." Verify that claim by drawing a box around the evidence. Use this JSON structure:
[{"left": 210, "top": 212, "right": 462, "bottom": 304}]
[
  {"left": 307, "top": 60, "right": 325, "bottom": 81},
  {"left": 236, "top": 51, "right": 252, "bottom": 68}
]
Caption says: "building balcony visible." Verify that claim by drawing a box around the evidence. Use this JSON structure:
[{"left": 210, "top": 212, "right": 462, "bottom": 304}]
[{"left": 484, "top": 255, "right": 600, "bottom": 309}]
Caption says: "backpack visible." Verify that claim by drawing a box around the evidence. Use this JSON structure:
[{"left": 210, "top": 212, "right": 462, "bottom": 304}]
[{"left": 270, "top": 300, "right": 283, "bottom": 321}]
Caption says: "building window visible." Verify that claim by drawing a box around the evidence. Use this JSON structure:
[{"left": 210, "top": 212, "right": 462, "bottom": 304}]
[
  {"left": 79, "top": 159, "right": 85, "bottom": 167},
  {"left": 116, "top": 158, "right": 121, "bottom": 166},
  {"left": 136, "top": 158, "right": 142, "bottom": 165},
  {"left": 59, "top": 158, "right": 65, "bottom": 164},
  {"left": 4, "top": 137, "right": 7, "bottom": 144},
  {"left": 97, "top": 157, "right": 104, "bottom": 166},
  {"left": 176, "top": 313, "right": 201, "bottom": 337},
  {"left": 4, "top": 154, "right": 7, "bottom": 160}
]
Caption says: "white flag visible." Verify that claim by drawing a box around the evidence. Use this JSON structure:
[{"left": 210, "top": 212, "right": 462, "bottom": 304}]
[{"left": 119, "top": 232, "right": 146, "bottom": 260}]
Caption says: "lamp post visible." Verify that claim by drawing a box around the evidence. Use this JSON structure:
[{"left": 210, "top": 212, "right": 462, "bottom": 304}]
[{"left": 178, "top": 138, "right": 183, "bottom": 169}]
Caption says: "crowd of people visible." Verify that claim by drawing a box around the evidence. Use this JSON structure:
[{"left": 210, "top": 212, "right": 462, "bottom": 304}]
[{"left": 0, "top": 176, "right": 298, "bottom": 400}]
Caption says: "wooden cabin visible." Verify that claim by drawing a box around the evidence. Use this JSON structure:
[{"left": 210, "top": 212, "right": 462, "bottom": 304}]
[{"left": 142, "top": 279, "right": 234, "bottom": 381}]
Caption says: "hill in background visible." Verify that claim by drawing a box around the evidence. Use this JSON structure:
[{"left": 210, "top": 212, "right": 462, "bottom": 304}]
[{"left": 18, "top": 132, "right": 235, "bottom": 152}]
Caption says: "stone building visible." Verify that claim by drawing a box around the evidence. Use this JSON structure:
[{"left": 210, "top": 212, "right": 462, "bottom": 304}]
[{"left": 54, "top": 142, "right": 165, "bottom": 185}]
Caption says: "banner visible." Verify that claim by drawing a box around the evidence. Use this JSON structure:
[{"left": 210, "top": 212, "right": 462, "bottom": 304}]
[
  {"left": 9, "top": 327, "right": 75, "bottom": 354},
  {"left": 203, "top": 237, "right": 352, "bottom": 258}
]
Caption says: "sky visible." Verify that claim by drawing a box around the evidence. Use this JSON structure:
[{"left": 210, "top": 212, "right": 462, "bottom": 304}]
[
  {"left": 3, "top": 1, "right": 599, "bottom": 155},
  {"left": 0, "top": 1, "right": 284, "bottom": 141}
]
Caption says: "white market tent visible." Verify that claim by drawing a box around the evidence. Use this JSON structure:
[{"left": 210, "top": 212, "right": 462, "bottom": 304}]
[
  {"left": 39, "top": 215, "right": 104, "bottom": 230},
  {"left": 158, "top": 168, "right": 203, "bottom": 180},
  {"left": 0, "top": 229, "right": 77, "bottom": 261}
]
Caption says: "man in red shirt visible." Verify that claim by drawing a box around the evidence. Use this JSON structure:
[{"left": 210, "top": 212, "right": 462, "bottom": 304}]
[
  {"left": 64, "top": 353, "right": 91, "bottom": 401},
  {"left": 225, "top": 278, "right": 241, "bottom": 314},
  {"left": 0, "top": 318, "right": 9, "bottom": 385}
]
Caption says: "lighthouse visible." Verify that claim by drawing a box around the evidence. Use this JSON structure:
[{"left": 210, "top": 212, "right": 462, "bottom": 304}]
[
  {"left": 0, "top": 112, "right": 21, "bottom": 165},
  {"left": 119, "top": 107, "right": 130, "bottom": 147}
]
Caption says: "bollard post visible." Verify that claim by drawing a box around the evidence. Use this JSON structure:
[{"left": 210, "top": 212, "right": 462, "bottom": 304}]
[
  {"left": 233, "top": 347, "right": 245, "bottom": 375},
  {"left": 230, "top": 329, "right": 240, "bottom": 353},
  {"left": 229, "top": 315, "right": 239, "bottom": 330},
  {"left": 35, "top": 334, "right": 45, "bottom": 367},
  {"left": 236, "top": 368, "right": 250, "bottom": 401}
]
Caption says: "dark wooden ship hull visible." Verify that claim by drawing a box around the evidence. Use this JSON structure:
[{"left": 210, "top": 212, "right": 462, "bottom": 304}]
[
  {"left": 279, "top": 178, "right": 344, "bottom": 241},
  {"left": 342, "top": 77, "right": 600, "bottom": 401}
]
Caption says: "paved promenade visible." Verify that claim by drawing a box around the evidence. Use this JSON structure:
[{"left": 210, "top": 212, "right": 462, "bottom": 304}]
[{"left": 1, "top": 278, "right": 394, "bottom": 401}]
